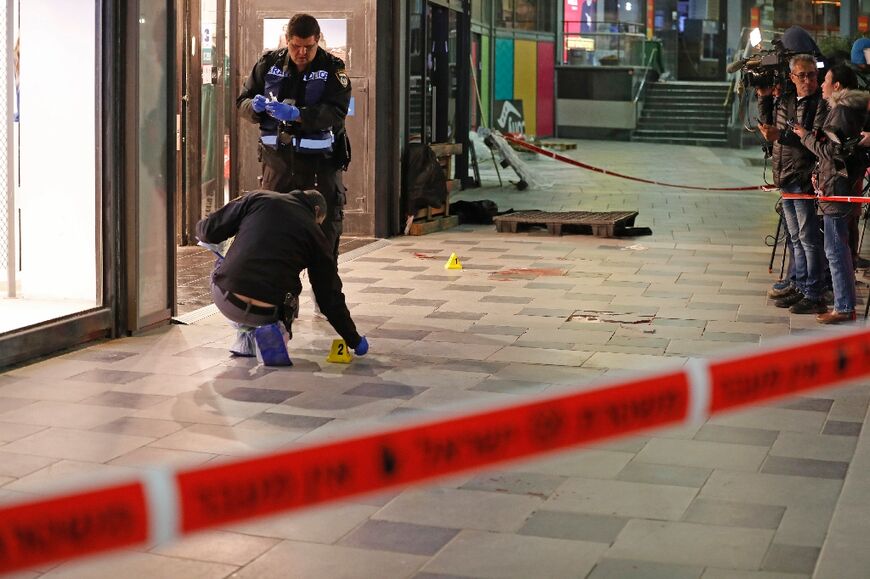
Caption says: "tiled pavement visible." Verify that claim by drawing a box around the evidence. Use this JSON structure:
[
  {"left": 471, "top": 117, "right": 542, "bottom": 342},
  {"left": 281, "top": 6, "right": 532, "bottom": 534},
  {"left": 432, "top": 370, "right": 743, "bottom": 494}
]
[{"left": 2, "top": 140, "right": 870, "bottom": 578}]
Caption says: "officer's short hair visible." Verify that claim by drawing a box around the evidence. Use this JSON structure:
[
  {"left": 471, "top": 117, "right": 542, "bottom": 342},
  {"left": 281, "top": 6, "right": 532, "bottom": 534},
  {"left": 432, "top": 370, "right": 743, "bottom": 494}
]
[
  {"left": 303, "top": 189, "right": 327, "bottom": 220},
  {"left": 288, "top": 14, "right": 320, "bottom": 40}
]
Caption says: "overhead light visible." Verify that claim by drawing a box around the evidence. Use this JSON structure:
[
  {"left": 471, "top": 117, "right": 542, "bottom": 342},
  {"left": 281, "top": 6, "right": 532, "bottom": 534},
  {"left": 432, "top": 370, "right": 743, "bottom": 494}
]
[
  {"left": 811, "top": 0, "right": 841, "bottom": 5},
  {"left": 626, "top": 2, "right": 632, "bottom": 10}
]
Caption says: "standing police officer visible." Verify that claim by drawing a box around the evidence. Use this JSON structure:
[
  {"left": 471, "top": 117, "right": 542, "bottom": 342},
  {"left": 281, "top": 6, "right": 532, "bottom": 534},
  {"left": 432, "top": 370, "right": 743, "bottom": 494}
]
[{"left": 237, "top": 14, "right": 351, "bottom": 259}]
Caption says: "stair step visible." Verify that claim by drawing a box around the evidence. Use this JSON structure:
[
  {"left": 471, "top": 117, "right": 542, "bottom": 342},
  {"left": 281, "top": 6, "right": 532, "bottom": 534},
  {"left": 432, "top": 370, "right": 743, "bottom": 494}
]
[
  {"left": 633, "top": 129, "right": 727, "bottom": 138},
  {"left": 631, "top": 135, "right": 729, "bottom": 146}
]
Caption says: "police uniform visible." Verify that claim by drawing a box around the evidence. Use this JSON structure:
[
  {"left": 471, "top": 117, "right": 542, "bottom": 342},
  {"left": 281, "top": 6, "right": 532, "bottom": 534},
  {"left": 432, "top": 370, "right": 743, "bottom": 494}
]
[{"left": 238, "top": 46, "right": 351, "bottom": 257}]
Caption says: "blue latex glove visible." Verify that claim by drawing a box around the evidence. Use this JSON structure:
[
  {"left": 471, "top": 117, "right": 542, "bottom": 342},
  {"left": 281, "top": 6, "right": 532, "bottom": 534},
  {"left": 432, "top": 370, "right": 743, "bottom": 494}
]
[
  {"left": 265, "top": 101, "right": 300, "bottom": 122},
  {"left": 251, "top": 94, "right": 268, "bottom": 113},
  {"left": 354, "top": 336, "right": 369, "bottom": 356}
]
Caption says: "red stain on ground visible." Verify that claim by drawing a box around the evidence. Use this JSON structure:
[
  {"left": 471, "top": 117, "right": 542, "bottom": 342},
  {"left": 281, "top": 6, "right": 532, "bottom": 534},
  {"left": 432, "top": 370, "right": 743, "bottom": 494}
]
[
  {"left": 489, "top": 268, "right": 566, "bottom": 281},
  {"left": 413, "top": 253, "right": 439, "bottom": 259}
]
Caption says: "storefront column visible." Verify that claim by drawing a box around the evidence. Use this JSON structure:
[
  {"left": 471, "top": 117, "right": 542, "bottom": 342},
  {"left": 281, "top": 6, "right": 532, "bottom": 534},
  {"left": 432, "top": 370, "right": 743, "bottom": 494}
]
[{"left": 842, "top": 0, "right": 858, "bottom": 37}]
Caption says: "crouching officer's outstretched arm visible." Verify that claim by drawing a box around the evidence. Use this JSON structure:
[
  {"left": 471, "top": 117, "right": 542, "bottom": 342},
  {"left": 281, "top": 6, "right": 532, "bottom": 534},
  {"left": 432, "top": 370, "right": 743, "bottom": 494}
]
[{"left": 307, "top": 232, "right": 365, "bottom": 352}]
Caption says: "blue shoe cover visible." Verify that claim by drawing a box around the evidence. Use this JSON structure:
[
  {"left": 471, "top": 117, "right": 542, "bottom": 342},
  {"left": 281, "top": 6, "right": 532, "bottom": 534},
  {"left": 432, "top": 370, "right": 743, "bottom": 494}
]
[{"left": 254, "top": 322, "right": 292, "bottom": 366}]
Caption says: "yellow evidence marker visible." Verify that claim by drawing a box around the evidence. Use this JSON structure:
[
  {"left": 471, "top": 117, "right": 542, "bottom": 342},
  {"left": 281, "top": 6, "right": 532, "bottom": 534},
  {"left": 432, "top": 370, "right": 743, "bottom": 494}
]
[
  {"left": 327, "top": 339, "right": 353, "bottom": 363},
  {"left": 444, "top": 252, "right": 463, "bottom": 270}
]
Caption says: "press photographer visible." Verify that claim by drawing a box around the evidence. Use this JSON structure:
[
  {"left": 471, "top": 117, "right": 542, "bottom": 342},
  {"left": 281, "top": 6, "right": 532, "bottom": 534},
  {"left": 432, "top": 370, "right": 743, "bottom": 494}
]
[{"left": 755, "top": 52, "right": 828, "bottom": 315}]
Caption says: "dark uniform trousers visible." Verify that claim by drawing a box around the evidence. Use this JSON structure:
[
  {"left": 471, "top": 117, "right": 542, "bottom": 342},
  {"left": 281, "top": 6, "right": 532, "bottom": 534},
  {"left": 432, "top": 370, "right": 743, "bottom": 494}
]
[{"left": 260, "top": 146, "right": 345, "bottom": 259}]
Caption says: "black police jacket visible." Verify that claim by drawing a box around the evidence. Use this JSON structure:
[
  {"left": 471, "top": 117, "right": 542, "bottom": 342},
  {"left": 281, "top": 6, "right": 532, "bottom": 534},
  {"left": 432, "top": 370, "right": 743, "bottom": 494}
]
[
  {"left": 237, "top": 47, "right": 351, "bottom": 149},
  {"left": 195, "top": 190, "right": 362, "bottom": 348}
]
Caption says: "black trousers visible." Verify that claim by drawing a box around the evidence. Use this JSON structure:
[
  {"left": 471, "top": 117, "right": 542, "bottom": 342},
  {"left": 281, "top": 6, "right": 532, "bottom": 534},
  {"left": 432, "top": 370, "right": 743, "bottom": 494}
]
[{"left": 261, "top": 146, "right": 345, "bottom": 258}]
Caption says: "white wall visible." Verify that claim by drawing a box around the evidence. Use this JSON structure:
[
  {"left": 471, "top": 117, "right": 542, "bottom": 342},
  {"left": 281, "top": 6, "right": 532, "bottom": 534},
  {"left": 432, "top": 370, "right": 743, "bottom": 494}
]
[{"left": 19, "top": 0, "right": 97, "bottom": 301}]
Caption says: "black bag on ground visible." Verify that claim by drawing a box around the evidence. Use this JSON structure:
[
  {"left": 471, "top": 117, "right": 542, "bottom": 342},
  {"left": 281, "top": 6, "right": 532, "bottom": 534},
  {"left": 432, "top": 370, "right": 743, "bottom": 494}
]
[
  {"left": 450, "top": 200, "right": 500, "bottom": 224},
  {"left": 405, "top": 144, "right": 448, "bottom": 214}
]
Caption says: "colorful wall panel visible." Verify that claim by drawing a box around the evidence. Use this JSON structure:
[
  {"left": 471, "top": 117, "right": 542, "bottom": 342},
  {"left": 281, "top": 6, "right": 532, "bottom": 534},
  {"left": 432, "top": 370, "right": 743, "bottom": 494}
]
[
  {"left": 536, "top": 41, "right": 555, "bottom": 137},
  {"left": 514, "top": 39, "right": 537, "bottom": 135},
  {"left": 494, "top": 37, "right": 514, "bottom": 101},
  {"left": 481, "top": 35, "right": 491, "bottom": 127}
]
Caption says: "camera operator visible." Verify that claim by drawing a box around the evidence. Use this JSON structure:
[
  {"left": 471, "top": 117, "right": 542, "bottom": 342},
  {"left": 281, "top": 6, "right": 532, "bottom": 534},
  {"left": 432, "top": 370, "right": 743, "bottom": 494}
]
[
  {"left": 757, "top": 54, "right": 827, "bottom": 315},
  {"left": 794, "top": 64, "right": 869, "bottom": 323}
]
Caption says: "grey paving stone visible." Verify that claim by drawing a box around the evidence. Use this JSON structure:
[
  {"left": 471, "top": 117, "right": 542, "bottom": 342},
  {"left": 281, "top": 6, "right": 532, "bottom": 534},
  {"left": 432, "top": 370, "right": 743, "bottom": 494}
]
[
  {"left": 368, "top": 328, "right": 432, "bottom": 340},
  {"left": 338, "top": 519, "right": 460, "bottom": 556},
  {"left": 80, "top": 391, "right": 170, "bottom": 409},
  {"left": 524, "top": 282, "right": 576, "bottom": 290},
  {"left": 354, "top": 256, "right": 401, "bottom": 263},
  {"left": 236, "top": 412, "right": 333, "bottom": 430},
  {"left": 382, "top": 265, "right": 429, "bottom": 272},
  {"left": 686, "top": 302, "right": 739, "bottom": 311},
  {"left": 344, "top": 382, "right": 425, "bottom": 400},
  {"left": 587, "top": 558, "right": 704, "bottom": 579},
  {"left": 67, "top": 369, "right": 151, "bottom": 384},
  {"left": 512, "top": 341, "right": 574, "bottom": 351},
  {"left": 90, "top": 416, "right": 184, "bottom": 438},
  {"left": 470, "top": 379, "right": 549, "bottom": 394},
  {"left": 762, "top": 544, "right": 821, "bottom": 574},
  {"left": 607, "top": 336, "right": 671, "bottom": 349},
  {"left": 602, "top": 280, "right": 649, "bottom": 289},
  {"left": 705, "top": 269, "right": 751, "bottom": 277},
  {"left": 643, "top": 290, "right": 695, "bottom": 299},
  {"left": 469, "top": 325, "right": 527, "bottom": 336},
  {"left": 415, "top": 573, "right": 474, "bottom": 579},
  {"left": 65, "top": 350, "right": 139, "bottom": 363},
  {"left": 218, "top": 387, "right": 301, "bottom": 404},
  {"left": 427, "top": 311, "right": 487, "bottom": 321},
  {"left": 480, "top": 295, "right": 534, "bottom": 304},
  {"left": 393, "top": 298, "right": 449, "bottom": 308},
  {"left": 341, "top": 276, "right": 383, "bottom": 284},
  {"left": 651, "top": 318, "right": 708, "bottom": 328},
  {"left": 822, "top": 420, "right": 862, "bottom": 436},
  {"left": 676, "top": 277, "right": 722, "bottom": 287},
  {"left": 737, "top": 314, "right": 790, "bottom": 323},
  {"left": 778, "top": 397, "right": 835, "bottom": 413},
  {"left": 694, "top": 424, "right": 779, "bottom": 447},
  {"left": 700, "top": 331, "right": 761, "bottom": 343},
  {"left": 359, "top": 286, "right": 415, "bottom": 295},
  {"left": 433, "top": 359, "right": 507, "bottom": 374},
  {"left": 461, "top": 471, "right": 565, "bottom": 498},
  {"left": 682, "top": 498, "right": 785, "bottom": 529},
  {"left": 194, "top": 366, "right": 276, "bottom": 380},
  {"left": 519, "top": 511, "right": 628, "bottom": 543},
  {"left": 761, "top": 456, "right": 849, "bottom": 480},
  {"left": 413, "top": 274, "right": 461, "bottom": 282},
  {"left": 445, "top": 284, "right": 495, "bottom": 293},
  {"left": 617, "top": 462, "right": 711, "bottom": 488},
  {"left": 518, "top": 307, "right": 574, "bottom": 318}
]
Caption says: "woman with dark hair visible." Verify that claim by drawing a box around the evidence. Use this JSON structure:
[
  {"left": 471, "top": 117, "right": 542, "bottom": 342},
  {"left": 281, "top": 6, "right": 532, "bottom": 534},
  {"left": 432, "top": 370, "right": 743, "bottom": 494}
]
[{"left": 795, "top": 64, "right": 868, "bottom": 323}]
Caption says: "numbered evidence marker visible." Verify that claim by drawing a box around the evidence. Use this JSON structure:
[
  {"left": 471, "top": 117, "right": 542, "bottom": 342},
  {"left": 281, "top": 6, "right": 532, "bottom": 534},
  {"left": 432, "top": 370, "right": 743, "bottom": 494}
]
[
  {"left": 327, "top": 339, "right": 353, "bottom": 363},
  {"left": 444, "top": 252, "right": 463, "bottom": 270}
]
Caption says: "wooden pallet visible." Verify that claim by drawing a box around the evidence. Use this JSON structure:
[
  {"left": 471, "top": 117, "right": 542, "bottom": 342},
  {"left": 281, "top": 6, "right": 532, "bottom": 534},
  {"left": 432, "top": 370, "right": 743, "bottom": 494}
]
[
  {"left": 494, "top": 210, "right": 639, "bottom": 237},
  {"left": 408, "top": 214, "right": 460, "bottom": 236},
  {"left": 538, "top": 140, "right": 577, "bottom": 151}
]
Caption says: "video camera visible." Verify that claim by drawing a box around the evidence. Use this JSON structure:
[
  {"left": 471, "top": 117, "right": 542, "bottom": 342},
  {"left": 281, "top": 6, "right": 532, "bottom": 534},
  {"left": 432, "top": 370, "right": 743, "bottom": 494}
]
[{"left": 728, "top": 26, "right": 824, "bottom": 90}]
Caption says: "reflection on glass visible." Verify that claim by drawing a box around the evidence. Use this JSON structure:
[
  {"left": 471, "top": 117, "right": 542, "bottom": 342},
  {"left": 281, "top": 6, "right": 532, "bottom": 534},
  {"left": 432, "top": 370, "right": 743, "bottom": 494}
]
[{"left": 137, "top": 2, "right": 170, "bottom": 317}]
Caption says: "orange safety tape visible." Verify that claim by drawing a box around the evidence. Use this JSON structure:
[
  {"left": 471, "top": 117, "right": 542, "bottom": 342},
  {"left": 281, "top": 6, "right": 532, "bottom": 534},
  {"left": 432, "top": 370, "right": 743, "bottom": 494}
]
[
  {"left": 1, "top": 328, "right": 869, "bottom": 574},
  {"left": 502, "top": 135, "right": 767, "bottom": 191}
]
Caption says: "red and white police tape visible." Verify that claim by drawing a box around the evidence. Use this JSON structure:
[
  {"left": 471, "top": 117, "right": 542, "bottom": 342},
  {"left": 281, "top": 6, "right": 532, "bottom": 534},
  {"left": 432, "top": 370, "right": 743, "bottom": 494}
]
[
  {"left": 502, "top": 135, "right": 767, "bottom": 191},
  {"left": 1, "top": 326, "right": 870, "bottom": 574},
  {"left": 781, "top": 193, "right": 870, "bottom": 203}
]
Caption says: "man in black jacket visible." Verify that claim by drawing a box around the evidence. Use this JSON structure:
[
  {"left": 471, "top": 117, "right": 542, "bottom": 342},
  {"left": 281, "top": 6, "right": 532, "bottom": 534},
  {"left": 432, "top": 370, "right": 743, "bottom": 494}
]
[
  {"left": 196, "top": 189, "right": 368, "bottom": 361},
  {"left": 757, "top": 54, "right": 827, "bottom": 314},
  {"left": 237, "top": 13, "right": 350, "bottom": 259}
]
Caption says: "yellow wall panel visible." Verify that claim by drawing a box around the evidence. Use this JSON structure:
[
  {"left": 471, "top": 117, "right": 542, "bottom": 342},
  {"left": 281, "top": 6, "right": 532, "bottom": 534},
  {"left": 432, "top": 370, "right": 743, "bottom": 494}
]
[{"left": 513, "top": 40, "right": 537, "bottom": 136}]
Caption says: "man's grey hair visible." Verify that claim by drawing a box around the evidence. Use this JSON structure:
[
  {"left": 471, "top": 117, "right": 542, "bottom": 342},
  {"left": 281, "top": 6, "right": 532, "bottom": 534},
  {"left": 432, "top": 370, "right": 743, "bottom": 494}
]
[
  {"left": 790, "top": 54, "right": 817, "bottom": 71},
  {"left": 303, "top": 189, "right": 327, "bottom": 219}
]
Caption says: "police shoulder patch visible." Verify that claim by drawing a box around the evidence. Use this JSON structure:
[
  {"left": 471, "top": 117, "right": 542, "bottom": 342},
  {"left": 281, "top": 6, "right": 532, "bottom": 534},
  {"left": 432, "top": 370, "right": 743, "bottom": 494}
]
[{"left": 336, "top": 70, "right": 349, "bottom": 88}]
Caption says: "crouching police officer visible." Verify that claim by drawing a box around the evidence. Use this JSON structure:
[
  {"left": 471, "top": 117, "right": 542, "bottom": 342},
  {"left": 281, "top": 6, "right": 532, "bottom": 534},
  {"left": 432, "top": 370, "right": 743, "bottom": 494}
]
[
  {"left": 237, "top": 13, "right": 351, "bottom": 259},
  {"left": 196, "top": 189, "right": 368, "bottom": 363}
]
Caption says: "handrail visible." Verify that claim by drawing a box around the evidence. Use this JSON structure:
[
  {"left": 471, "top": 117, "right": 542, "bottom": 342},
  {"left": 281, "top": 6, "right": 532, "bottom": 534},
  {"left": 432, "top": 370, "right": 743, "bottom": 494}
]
[{"left": 632, "top": 44, "right": 659, "bottom": 105}]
